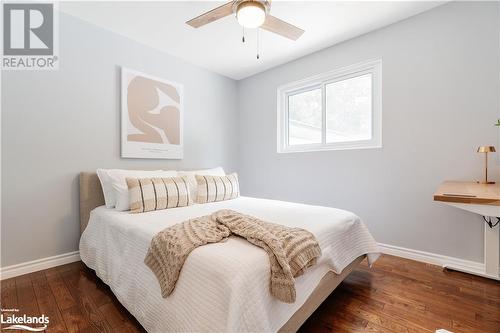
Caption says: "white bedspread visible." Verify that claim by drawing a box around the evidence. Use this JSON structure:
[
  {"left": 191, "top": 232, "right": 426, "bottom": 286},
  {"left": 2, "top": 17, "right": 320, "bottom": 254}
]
[{"left": 79, "top": 197, "right": 379, "bottom": 333}]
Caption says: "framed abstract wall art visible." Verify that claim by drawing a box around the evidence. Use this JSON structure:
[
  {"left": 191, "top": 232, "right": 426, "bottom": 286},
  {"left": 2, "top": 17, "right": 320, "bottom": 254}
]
[{"left": 121, "top": 67, "right": 183, "bottom": 159}]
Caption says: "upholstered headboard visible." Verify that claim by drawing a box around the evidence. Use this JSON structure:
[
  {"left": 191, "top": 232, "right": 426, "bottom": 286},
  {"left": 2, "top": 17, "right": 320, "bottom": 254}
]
[{"left": 79, "top": 172, "right": 105, "bottom": 233}]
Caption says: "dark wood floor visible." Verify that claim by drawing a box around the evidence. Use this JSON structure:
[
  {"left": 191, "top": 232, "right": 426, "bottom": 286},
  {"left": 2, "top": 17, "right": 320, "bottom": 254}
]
[{"left": 1, "top": 255, "right": 499, "bottom": 333}]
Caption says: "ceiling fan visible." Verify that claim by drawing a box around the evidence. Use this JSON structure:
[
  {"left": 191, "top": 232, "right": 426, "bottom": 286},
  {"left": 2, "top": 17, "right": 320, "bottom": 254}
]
[{"left": 186, "top": 0, "right": 305, "bottom": 41}]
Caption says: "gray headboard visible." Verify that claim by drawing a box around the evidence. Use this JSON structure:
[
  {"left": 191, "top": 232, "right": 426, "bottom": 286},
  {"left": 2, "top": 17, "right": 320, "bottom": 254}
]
[{"left": 79, "top": 172, "right": 105, "bottom": 233}]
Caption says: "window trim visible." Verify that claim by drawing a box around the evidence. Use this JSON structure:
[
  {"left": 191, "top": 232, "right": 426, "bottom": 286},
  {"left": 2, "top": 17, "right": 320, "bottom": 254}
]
[{"left": 277, "top": 59, "right": 382, "bottom": 153}]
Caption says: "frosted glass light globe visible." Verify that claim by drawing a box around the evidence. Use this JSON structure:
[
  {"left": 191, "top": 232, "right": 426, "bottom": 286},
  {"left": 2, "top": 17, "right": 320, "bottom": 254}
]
[{"left": 237, "top": 2, "right": 266, "bottom": 28}]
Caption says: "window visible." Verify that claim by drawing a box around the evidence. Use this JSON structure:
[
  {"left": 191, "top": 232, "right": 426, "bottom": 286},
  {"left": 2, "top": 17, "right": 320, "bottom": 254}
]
[{"left": 277, "top": 60, "right": 382, "bottom": 153}]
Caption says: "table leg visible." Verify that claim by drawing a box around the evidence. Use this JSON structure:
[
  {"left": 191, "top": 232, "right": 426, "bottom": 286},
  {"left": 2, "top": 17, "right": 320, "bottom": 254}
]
[{"left": 484, "top": 220, "right": 500, "bottom": 278}]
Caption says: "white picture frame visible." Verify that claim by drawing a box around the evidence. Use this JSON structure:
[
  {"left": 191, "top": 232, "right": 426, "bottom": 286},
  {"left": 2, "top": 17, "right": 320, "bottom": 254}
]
[{"left": 121, "top": 67, "right": 183, "bottom": 159}]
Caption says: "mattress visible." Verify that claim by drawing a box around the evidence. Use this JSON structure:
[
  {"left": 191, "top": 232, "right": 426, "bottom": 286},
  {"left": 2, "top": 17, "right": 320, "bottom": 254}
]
[{"left": 79, "top": 196, "right": 380, "bottom": 333}]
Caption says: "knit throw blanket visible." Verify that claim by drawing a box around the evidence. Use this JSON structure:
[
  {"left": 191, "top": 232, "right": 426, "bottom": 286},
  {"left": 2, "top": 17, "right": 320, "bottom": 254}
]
[{"left": 144, "top": 209, "right": 322, "bottom": 303}]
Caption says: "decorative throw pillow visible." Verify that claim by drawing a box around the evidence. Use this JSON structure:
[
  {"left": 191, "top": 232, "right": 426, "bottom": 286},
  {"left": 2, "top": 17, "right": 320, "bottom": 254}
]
[
  {"left": 127, "top": 176, "right": 192, "bottom": 213},
  {"left": 112, "top": 170, "right": 177, "bottom": 211},
  {"left": 178, "top": 167, "right": 225, "bottom": 200},
  {"left": 195, "top": 173, "right": 239, "bottom": 204}
]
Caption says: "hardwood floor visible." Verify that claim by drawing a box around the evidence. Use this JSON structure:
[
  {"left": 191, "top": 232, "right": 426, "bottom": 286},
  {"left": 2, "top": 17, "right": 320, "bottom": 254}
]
[{"left": 1, "top": 254, "right": 499, "bottom": 332}]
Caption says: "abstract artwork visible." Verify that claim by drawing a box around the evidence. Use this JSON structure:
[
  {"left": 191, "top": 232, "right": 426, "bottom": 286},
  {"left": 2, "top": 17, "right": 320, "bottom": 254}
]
[{"left": 121, "top": 67, "right": 183, "bottom": 159}]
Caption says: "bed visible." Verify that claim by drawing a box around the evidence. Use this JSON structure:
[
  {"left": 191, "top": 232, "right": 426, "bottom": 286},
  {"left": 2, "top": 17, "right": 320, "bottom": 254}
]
[{"left": 79, "top": 172, "right": 380, "bottom": 333}]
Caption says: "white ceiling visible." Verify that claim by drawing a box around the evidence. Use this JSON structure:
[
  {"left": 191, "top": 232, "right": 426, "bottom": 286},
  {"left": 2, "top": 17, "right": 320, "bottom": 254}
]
[{"left": 60, "top": 1, "right": 444, "bottom": 80}]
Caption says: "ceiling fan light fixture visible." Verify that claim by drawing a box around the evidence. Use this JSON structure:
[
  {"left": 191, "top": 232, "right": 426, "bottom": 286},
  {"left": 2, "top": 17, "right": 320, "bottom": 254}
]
[{"left": 236, "top": 1, "right": 266, "bottom": 29}]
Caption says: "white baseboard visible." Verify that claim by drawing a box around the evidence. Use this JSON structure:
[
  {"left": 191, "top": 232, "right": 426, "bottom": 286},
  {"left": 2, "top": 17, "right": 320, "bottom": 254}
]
[
  {"left": 378, "top": 243, "right": 499, "bottom": 279},
  {"left": 0, "top": 251, "right": 80, "bottom": 280},
  {"left": 0, "top": 243, "right": 495, "bottom": 281}
]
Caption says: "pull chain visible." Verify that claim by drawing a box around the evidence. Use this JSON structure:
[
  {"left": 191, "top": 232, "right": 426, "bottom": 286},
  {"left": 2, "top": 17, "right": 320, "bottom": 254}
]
[
  {"left": 256, "top": 28, "right": 260, "bottom": 59},
  {"left": 242, "top": 27, "right": 245, "bottom": 43}
]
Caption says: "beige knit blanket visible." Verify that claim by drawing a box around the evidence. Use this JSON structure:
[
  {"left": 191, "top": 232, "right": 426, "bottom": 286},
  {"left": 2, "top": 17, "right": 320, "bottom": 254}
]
[{"left": 144, "top": 209, "right": 322, "bottom": 303}]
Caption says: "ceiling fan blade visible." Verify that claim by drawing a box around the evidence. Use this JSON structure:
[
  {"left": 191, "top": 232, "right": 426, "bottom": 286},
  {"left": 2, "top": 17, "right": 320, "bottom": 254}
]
[
  {"left": 261, "top": 15, "right": 304, "bottom": 41},
  {"left": 186, "top": 2, "right": 234, "bottom": 28}
]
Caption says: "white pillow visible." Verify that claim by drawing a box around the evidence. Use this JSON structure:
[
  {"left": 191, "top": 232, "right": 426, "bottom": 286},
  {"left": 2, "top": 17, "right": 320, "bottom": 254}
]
[
  {"left": 110, "top": 170, "right": 177, "bottom": 211},
  {"left": 96, "top": 169, "right": 163, "bottom": 208},
  {"left": 96, "top": 169, "right": 119, "bottom": 208},
  {"left": 178, "top": 167, "right": 225, "bottom": 200}
]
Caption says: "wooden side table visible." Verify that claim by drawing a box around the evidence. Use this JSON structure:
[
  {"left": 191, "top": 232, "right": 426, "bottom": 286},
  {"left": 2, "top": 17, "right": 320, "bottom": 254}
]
[{"left": 434, "top": 181, "right": 500, "bottom": 280}]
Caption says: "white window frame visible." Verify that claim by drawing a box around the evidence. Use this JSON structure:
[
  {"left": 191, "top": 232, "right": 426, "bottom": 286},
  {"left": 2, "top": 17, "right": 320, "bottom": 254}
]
[{"left": 277, "top": 59, "right": 382, "bottom": 153}]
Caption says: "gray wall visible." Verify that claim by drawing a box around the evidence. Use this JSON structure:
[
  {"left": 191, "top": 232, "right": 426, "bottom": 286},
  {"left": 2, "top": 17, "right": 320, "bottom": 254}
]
[
  {"left": 236, "top": 1, "right": 499, "bottom": 263},
  {"left": 2, "top": 1, "right": 499, "bottom": 267},
  {"left": 1, "top": 13, "right": 238, "bottom": 266}
]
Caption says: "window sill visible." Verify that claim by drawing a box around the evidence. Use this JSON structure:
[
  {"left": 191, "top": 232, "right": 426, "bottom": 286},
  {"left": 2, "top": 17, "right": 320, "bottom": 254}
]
[{"left": 277, "top": 143, "right": 383, "bottom": 154}]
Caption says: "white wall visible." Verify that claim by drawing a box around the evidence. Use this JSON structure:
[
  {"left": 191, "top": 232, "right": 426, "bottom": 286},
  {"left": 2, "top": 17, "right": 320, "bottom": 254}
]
[
  {"left": 1, "top": 13, "right": 238, "bottom": 267},
  {"left": 236, "top": 1, "right": 499, "bottom": 263}
]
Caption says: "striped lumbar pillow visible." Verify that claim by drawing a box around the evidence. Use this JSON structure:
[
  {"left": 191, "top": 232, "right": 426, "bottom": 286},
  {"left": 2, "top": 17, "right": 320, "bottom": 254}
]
[
  {"left": 195, "top": 173, "right": 239, "bottom": 204},
  {"left": 127, "top": 176, "right": 192, "bottom": 213}
]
